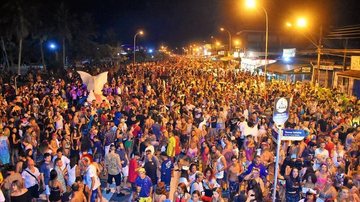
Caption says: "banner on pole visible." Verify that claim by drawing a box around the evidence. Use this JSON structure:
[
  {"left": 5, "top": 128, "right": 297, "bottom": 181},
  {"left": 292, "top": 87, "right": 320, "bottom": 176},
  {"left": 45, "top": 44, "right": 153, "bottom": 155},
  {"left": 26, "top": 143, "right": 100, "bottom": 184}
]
[{"left": 273, "top": 97, "right": 290, "bottom": 125}]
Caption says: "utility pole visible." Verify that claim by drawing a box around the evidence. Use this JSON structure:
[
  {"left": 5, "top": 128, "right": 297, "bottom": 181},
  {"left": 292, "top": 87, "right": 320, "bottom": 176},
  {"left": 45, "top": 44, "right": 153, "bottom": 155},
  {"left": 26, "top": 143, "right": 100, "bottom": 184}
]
[{"left": 316, "top": 26, "right": 322, "bottom": 85}]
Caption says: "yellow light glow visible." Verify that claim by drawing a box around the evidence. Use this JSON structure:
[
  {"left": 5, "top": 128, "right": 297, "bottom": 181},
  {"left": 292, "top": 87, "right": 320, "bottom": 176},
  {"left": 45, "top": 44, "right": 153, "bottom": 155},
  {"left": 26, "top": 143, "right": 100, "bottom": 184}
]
[
  {"left": 216, "top": 42, "right": 221, "bottom": 46},
  {"left": 139, "top": 30, "right": 144, "bottom": 35},
  {"left": 286, "top": 22, "right": 292, "bottom": 27},
  {"left": 220, "top": 27, "right": 225, "bottom": 31},
  {"left": 234, "top": 40, "right": 241, "bottom": 46},
  {"left": 245, "top": 0, "right": 256, "bottom": 8},
  {"left": 296, "top": 17, "right": 307, "bottom": 28}
]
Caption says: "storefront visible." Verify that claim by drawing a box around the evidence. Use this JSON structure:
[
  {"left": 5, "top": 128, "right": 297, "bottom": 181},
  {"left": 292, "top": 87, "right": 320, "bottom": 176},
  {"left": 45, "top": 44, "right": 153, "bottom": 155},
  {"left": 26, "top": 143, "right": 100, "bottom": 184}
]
[
  {"left": 333, "top": 70, "right": 360, "bottom": 99},
  {"left": 263, "top": 61, "right": 312, "bottom": 82}
]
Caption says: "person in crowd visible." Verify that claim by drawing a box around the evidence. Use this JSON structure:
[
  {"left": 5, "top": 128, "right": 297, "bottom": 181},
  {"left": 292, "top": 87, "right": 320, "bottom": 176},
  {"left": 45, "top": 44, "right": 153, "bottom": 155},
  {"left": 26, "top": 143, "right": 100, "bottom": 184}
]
[
  {"left": 190, "top": 172, "right": 204, "bottom": 196},
  {"left": 211, "top": 187, "right": 225, "bottom": 202},
  {"left": 53, "top": 157, "right": 67, "bottom": 195},
  {"left": 10, "top": 180, "right": 33, "bottom": 202},
  {"left": 2, "top": 165, "right": 23, "bottom": 201},
  {"left": 285, "top": 168, "right": 301, "bottom": 202},
  {"left": 70, "top": 182, "right": 87, "bottom": 202},
  {"left": 104, "top": 144, "right": 123, "bottom": 196},
  {"left": 0, "top": 128, "right": 10, "bottom": 166},
  {"left": 189, "top": 190, "right": 202, "bottom": 202},
  {"left": 116, "top": 142, "right": 130, "bottom": 189},
  {"left": 213, "top": 146, "right": 227, "bottom": 187},
  {"left": 129, "top": 151, "right": 140, "bottom": 190},
  {"left": 188, "top": 164, "right": 198, "bottom": 183},
  {"left": 40, "top": 153, "right": 53, "bottom": 201},
  {"left": 299, "top": 190, "right": 317, "bottom": 202},
  {"left": 241, "top": 156, "right": 268, "bottom": 183},
  {"left": 227, "top": 155, "right": 241, "bottom": 199},
  {"left": 21, "top": 158, "right": 41, "bottom": 200},
  {"left": 82, "top": 155, "right": 101, "bottom": 202},
  {"left": 48, "top": 169, "right": 63, "bottom": 202},
  {"left": 174, "top": 182, "right": 191, "bottom": 202},
  {"left": 317, "top": 177, "right": 338, "bottom": 202},
  {"left": 153, "top": 181, "right": 167, "bottom": 202},
  {"left": 202, "top": 167, "right": 219, "bottom": 202},
  {"left": 135, "top": 167, "right": 153, "bottom": 202},
  {"left": 160, "top": 152, "right": 173, "bottom": 192}
]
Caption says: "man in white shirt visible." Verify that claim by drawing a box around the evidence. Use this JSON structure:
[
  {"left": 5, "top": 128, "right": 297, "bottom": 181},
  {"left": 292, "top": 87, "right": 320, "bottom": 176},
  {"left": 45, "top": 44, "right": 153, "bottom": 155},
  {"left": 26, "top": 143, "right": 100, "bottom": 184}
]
[
  {"left": 190, "top": 172, "right": 204, "bottom": 195},
  {"left": 314, "top": 142, "right": 329, "bottom": 170},
  {"left": 52, "top": 148, "right": 70, "bottom": 171},
  {"left": 21, "top": 158, "right": 41, "bottom": 198},
  {"left": 82, "top": 155, "right": 101, "bottom": 202}
]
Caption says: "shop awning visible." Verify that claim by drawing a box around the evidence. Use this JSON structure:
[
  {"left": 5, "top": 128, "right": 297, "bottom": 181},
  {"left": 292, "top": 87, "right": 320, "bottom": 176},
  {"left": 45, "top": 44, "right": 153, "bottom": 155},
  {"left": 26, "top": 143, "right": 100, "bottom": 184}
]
[
  {"left": 264, "top": 62, "right": 312, "bottom": 74},
  {"left": 337, "top": 70, "right": 360, "bottom": 79}
]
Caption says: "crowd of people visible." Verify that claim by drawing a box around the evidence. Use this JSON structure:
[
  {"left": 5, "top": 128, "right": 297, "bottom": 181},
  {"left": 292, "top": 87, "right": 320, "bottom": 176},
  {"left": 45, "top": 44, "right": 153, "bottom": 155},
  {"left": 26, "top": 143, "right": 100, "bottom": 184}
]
[{"left": 0, "top": 56, "right": 359, "bottom": 202}]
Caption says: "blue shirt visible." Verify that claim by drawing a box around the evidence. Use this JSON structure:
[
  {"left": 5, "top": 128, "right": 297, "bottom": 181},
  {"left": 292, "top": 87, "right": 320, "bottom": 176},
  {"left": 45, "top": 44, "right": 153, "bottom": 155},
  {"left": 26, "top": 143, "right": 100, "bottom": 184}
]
[
  {"left": 152, "top": 123, "right": 161, "bottom": 141},
  {"left": 114, "top": 111, "right": 122, "bottom": 126},
  {"left": 135, "top": 176, "right": 153, "bottom": 197},
  {"left": 160, "top": 159, "right": 173, "bottom": 185},
  {"left": 244, "top": 163, "right": 268, "bottom": 179},
  {"left": 39, "top": 162, "right": 53, "bottom": 185}
]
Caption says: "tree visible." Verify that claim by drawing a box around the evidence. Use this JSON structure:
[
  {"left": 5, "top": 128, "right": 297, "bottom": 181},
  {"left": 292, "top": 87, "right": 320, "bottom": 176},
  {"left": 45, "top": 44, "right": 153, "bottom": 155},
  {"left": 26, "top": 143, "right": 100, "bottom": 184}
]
[
  {"left": 55, "top": 2, "right": 73, "bottom": 69},
  {"left": 1, "top": 0, "right": 31, "bottom": 74},
  {"left": 30, "top": 3, "right": 53, "bottom": 71}
]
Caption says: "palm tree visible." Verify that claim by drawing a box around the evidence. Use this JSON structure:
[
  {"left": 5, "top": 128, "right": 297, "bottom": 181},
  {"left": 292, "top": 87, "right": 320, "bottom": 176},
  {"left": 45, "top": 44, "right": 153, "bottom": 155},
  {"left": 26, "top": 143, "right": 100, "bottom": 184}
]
[
  {"left": 55, "top": 2, "right": 73, "bottom": 69},
  {"left": 31, "top": 10, "right": 51, "bottom": 71},
  {"left": 1, "top": 0, "right": 30, "bottom": 75}
]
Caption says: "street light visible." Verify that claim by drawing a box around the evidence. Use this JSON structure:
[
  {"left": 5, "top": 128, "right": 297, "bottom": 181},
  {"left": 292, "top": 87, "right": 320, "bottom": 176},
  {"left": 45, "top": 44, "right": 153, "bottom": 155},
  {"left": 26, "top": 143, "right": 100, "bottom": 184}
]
[
  {"left": 296, "top": 17, "right": 307, "bottom": 28},
  {"left": 133, "top": 30, "right": 144, "bottom": 66},
  {"left": 234, "top": 39, "right": 241, "bottom": 47},
  {"left": 48, "top": 42, "right": 59, "bottom": 61},
  {"left": 245, "top": 0, "right": 269, "bottom": 84},
  {"left": 220, "top": 27, "right": 232, "bottom": 55},
  {"left": 286, "top": 17, "right": 322, "bottom": 85}
]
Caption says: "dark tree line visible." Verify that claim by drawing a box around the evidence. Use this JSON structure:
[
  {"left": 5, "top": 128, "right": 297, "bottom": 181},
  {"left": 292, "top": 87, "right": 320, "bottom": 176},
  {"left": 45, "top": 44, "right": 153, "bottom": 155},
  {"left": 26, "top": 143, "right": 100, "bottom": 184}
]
[{"left": 0, "top": 0, "right": 119, "bottom": 73}]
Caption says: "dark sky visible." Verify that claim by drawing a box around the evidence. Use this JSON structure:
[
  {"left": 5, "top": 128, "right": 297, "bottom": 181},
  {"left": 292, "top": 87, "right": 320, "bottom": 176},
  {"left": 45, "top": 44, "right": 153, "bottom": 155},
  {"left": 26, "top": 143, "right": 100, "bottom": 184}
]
[{"left": 64, "top": 0, "right": 360, "bottom": 48}]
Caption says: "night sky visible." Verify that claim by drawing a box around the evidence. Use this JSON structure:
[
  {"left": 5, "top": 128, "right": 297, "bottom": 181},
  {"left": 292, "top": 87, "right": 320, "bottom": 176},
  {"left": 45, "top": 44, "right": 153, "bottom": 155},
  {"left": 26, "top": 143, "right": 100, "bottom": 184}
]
[{"left": 62, "top": 0, "right": 360, "bottom": 48}]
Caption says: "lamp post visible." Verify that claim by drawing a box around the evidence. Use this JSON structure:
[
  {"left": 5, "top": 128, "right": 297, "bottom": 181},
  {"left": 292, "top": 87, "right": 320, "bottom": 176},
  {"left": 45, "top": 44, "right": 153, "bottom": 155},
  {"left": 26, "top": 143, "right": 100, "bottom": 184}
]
[
  {"left": 287, "top": 18, "right": 322, "bottom": 85},
  {"left": 246, "top": 0, "right": 268, "bottom": 85},
  {"left": 133, "top": 30, "right": 144, "bottom": 66},
  {"left": 220, "top": 27, "right": 232, "bottom": 55},
  {"left": 48, "top": 42, "right": 58, "bottom": 62}
]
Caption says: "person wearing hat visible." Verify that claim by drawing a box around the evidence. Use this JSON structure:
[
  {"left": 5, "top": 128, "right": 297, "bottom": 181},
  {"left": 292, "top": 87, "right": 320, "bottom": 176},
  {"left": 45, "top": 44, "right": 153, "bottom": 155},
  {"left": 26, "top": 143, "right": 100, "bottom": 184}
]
[
  {"left": 104, "top": 144, "right": 123, "bottom": 196},
  {"left": 160, "top": 152, "right": 173, "bottom": 192},
  {"left": 134, "top": 167, "right": 153, "bottom": 202}
]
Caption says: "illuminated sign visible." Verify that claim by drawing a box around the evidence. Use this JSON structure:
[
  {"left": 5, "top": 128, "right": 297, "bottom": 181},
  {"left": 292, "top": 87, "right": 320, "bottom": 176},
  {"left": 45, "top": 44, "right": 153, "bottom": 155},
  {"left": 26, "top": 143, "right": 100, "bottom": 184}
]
[
  {"left": 351, "top": 56, "right": 360, "bottom": 70},
  {"left": 283, "top": 48, "right": 296, "bottom": 58}
]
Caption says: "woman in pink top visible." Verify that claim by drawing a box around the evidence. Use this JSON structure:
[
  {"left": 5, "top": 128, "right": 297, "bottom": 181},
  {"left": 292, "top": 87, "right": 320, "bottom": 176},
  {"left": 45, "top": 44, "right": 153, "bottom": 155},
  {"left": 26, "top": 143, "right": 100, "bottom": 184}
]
[{"left": 316, "top": 163, "right": 330, "bottom": 191}]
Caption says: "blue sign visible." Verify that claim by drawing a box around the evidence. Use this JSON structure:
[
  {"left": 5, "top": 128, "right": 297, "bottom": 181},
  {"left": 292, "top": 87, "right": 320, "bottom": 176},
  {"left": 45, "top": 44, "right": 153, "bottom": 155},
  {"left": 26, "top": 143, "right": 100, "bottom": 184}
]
[
  {"left": 271, "top": 129, "right": 307, "bottom": 142},
  {"left": 273, "top": 97, "right": 290, "bottom": 125},
  {"left": 282, "top": 129, "right": 306, "bottom": 141}
]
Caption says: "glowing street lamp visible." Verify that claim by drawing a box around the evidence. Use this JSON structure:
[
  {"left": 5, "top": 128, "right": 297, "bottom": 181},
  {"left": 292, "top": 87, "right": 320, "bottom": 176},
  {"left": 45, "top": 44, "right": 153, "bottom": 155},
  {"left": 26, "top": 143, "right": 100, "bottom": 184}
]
[
  {"left": 234, "top": 39, "right": 241, "bottom": 47},
  {"left": 48, "top": 42, "right": 59, "bottom": 61},
  {"left": 296, "top": 17, "right": 307, "bottom": 28},
  {"left": 49, "top": 43, "right": 57, "bottom": 50},
  {"left": 220, "top": 27, "right": 232, "bottom": 54},
  {"left": 245, "top": 0, "right": 256, "bottom": 8},
  {"left": 245, "top": 0, "right": 269, "bottom": 84},
  {"left": 286, "top": 17, "right": 322, "bottom": 85},
  {"left": 285, "top": 22, "right": 293, "bottom": 28},
  {"left": 133, "top": 30, "right": 144, "bottom": 65}
]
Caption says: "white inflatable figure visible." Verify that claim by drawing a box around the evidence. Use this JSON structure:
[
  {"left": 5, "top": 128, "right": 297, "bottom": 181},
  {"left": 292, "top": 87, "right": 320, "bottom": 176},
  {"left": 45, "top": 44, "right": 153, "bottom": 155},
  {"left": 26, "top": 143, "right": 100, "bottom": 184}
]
[{"left": 77, "top": 71, "right": 108, "bottom": 102}]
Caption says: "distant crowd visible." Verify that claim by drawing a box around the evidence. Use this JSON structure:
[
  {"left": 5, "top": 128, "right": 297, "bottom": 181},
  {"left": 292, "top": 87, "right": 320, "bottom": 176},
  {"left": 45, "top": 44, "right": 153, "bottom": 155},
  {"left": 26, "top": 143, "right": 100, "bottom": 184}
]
[{"left": 0, "top": 57, "right": 359, "bottom": 202}]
